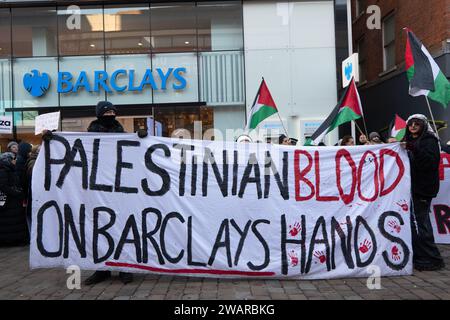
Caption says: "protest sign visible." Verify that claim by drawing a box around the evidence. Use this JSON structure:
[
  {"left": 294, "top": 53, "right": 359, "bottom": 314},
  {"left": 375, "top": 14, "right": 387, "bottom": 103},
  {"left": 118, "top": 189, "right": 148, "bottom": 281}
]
[
  {"left": 430, "top": 153, "right": 450, "bottom": 244},
  {"left": 0, "top": 115, "right": 13, "bottom": 134},
  {"left": 34, "top": 111, "right": 60, "bottom": 135},
  {"left": 30, "top": 133, "right": 412, "bottom": 279}
]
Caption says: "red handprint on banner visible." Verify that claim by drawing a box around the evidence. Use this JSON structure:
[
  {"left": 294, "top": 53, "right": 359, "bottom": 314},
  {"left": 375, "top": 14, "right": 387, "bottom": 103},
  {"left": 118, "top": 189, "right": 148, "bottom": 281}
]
[
  {"left": 391, "top": 246, "right": 401, "bottom": 261},
  {"left": 288, "top": 250, "right": 299, "bottom": 267},
  {"left": 289, "top": 222, "right": 301, "bottom": 237},
  {"left": 359, "top": 239, "right": 372, "bottom": 254},
  {"left": 388, "top": 220, "right": 402, "bottom": 233},
  {"left": 396, "top": 200, "right": 409, "bottom": 212},
  {"left": 313, "top": 251, "right": 327, "bottom": 264}
]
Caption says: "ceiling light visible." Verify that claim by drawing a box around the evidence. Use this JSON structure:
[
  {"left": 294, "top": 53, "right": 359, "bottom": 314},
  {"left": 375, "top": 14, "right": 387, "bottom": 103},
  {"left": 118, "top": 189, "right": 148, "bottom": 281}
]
[
  {"left": 184, "top": 41, "right": 190, "bottom": 45},
  {"left": 90, "top": 44, "right": 95, "bottom": 48},
  {"left": 138, "top": 42, "right": 143, "bottom": 46}
]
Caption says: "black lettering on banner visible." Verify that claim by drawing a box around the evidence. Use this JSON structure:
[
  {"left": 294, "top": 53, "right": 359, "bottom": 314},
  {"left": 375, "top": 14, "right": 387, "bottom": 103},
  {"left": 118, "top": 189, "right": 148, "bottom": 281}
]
[
  {"left": 247, "top": 219, "right": 270, "bottom": 271},
  {"left": 160, "top": 212, "right": 185, "bottom": 264},
  {"left": 141, "top": 144, "right": 171, "bottom": 196},
  {"left": 281, "top": 214, "right": 306, "bottom": 275},
  {"left": 264, "top": 151, "right": 289, "bottom": 200},
  {"left": 173, "top": 144, "right": 195, "bottom": 196},
  {"left": 231, "top": 150, "right": 238, "bottom": 196},
  {"left": 202, "top": 148, "right": 229, "bottom": 197},
  {"left": 378, "top": 211, "right": 410, "bottom": 271},
  {"left": 89, "top": 139, "right": 113, "bottom": 192},
  {"left": 114, "top": 215, "right": 142, "bottom": 263},
  {"left": 115, "top": 140, "right": 140, "bottom": 193},
  {"left": 230, "top": 219, "right": 252, "bottom": 266},
  {"left": 56, "top": 138, "right": 88, "bottom": 189},
  {"left": 142, "top": 208, "right": 164, "bottom": 264},
  {"left": 238, "top": 153, "right": 262, "bottom": 199},
  {"left": 306, "top": 216, "right": 331, "bottom": 273},
  {"left": 63, "top": 204, "right": 86, "bottom": 258},
  {"left": 187, "top": 216, "right": 206, "bottom": 267},
  {"left": 44, "top": 134, "right": 72, "bottom": 191},
  {"left": 208, "top": 219, "right": 232, "bottom": 268},
  {"left": 353, "top": 216, "right": 377, "bottom": 267},
  {"left": 93, "top": 207, "right": 116, "bottom": 263},
  {"left": 191, "top": 155, "right": 198, "bottom": 196},
  {"left": 330, "top": 216, "right": 354, "bottom": 269},
  {"left": 37, "top": 201, "right": 63, "bottom": 257}
]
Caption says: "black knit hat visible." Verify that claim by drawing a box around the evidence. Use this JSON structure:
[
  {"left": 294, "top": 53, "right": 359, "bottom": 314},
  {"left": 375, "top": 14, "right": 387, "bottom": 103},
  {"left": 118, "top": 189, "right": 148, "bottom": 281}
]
[{"left": 96, "top": 101, "right": 117, "bottom": 118}]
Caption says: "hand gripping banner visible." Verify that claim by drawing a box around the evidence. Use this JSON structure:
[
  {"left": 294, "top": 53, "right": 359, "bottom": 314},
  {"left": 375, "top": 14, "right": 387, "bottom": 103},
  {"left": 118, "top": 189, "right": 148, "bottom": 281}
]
[{"left": 30, "top": 133, "right": 412, "bottom": 279}]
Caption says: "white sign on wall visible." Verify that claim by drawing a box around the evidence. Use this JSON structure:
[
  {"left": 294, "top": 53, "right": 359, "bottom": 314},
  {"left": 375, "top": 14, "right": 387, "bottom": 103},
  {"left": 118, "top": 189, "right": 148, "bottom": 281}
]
[{"left": 342, "top": 53, "right": 360, "bottom": 88}]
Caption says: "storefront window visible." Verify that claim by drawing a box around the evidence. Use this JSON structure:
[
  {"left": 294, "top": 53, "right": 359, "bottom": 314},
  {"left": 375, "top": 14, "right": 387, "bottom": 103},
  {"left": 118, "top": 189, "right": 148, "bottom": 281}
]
[
  {"left": 58, "top": 5, "right": 104, "bottom": 56},
  {"left": 11, "top": 7, "right": 57, "bottom": 57},
  {"left": 104, "top": 4, "right": 151, "bottom": 54},
  {"left": 0, "top": 9, "right": 11, "bottom": 58},
  {"left": 150, "top": 3, "right": 197, "bottom": 53},
  {"left": 197, "top": 1, "right": 243, "bottom": 51},
  {"left": 0, "top": 59, "right": 12, "bottom": 111}
]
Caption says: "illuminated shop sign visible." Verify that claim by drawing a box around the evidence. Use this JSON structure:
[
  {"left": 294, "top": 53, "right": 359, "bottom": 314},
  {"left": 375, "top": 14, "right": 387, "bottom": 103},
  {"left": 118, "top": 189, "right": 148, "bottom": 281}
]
[{"left": 23, "top": 68, "right": 187, "bottom": 97}]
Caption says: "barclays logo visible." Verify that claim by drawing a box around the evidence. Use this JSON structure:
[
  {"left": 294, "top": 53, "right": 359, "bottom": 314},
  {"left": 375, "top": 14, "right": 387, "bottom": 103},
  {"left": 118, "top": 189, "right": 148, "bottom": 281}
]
[
  {"left": 23, "top": 70, "right": 51, "bottom": 97},
  {"left": 344, "top": 62, "right": 353, "bottom": 81}
]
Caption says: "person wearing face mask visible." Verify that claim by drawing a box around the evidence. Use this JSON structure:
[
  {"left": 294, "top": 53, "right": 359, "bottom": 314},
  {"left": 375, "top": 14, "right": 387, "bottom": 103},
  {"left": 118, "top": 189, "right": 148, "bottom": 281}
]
[
  {"left": 402, "top": 114, "right": 445, "bottom": 271},
  {"left": 87, "top": 101, "right": 124, "bottom": 133},
  {"left": 84, "top": 101, "right": 133, "bottom": 285}
]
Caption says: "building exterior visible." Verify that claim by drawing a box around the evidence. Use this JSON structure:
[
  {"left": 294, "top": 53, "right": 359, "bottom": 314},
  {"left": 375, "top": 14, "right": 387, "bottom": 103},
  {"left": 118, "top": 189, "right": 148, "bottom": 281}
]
[
  {"left": 351, "top": 0, "right": 450, "bottom": 141},
  {"left": 0, "top": 0, "right": 350, "bottom": 148}
]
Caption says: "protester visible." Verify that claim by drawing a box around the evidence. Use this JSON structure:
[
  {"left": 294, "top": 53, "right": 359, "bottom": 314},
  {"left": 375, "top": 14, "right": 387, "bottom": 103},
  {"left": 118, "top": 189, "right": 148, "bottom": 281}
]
[
  {"left": 340, "top": 135, "right": 355, "bottom": 146},
  {"left": 402, "top": 114, "right": 445, "bottom": 271},
  {"left": 368, "top": 132, "right": 384, "bottom": 144},
  {"left": 237, "top": 134, "right": 252, "bottom": 143},
  {"left": 23, "top": 145, "right": 40, "bottom": 231},
  {"left": 279, "top": 134, "right": 291, "bottom": 145},
  {"left": 0, "top": 152, "right": 27, "bottom": 246},
  {"left": 359, "top": 134, "right": 369, "bottom": 145},
  {"left": 7, "top": 141, "right": 19, "bottom": 155},
  {"left": 84, "top": 101, "right": 133, "bottom": 285}
]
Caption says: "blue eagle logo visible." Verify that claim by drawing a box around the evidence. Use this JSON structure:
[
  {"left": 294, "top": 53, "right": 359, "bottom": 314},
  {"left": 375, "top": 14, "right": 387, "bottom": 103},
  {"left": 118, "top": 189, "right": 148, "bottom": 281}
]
[
  {"left": 23, "top": 70, "right": 50, "bottom": 97},
  {"left": 344, "top": 62, "right": 353, "bottom": 81}
]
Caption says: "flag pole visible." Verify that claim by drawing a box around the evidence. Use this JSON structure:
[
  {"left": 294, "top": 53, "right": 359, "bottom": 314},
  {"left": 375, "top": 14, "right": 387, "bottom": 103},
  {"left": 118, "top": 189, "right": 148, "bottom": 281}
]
[
  {"left": 261, "top": 77, "right": 289, "bottom": 137},
  {"left": 425, "top": 96, "right": 440, "bottom": 139},
  {"left": 354, "top": 121, "right": 365, "bottom": 136}
]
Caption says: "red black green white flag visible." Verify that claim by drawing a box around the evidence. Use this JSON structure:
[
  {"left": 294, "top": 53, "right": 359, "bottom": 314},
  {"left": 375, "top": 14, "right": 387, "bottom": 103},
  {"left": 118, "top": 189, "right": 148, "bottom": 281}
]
[
  {"left": 246, "top": 79, "right": 278, "bottom": 130},
  {"left": 305, "top": 78, "right": 363, "bottom": 146},
  {"left": 405, "top": 28, "right": 450, "bottom": 108},
  {"left": 390, "top": 114, "right": 407, "bottom": 141}
]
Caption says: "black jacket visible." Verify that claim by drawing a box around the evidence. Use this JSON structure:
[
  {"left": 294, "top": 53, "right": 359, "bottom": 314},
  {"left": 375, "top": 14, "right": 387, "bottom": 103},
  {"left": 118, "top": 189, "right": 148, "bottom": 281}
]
[
  {"left": 406, "top": 132, "right": 441, "bottom": 199},
  {"left": 87, "top": 119, "right": 125, "bottom": 133},
  {"left": 0, "top": 158, "right": 27, "bottom": 245}
]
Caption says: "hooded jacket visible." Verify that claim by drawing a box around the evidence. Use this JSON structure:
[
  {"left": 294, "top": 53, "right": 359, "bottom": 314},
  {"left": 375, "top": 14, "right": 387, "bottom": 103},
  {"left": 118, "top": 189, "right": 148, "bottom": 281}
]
[{"left": 403, "top": 115, "right": 441, "bottom": 199}]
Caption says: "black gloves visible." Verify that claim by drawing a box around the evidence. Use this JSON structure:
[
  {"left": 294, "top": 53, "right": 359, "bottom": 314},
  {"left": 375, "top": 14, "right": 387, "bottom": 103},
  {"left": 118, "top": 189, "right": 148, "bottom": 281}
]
[
  {"left": 42, "top": 130, "right": 54, "bottom": 142},
  {"left": 137, "top": 129, "right": 148, "bottom": 138}
]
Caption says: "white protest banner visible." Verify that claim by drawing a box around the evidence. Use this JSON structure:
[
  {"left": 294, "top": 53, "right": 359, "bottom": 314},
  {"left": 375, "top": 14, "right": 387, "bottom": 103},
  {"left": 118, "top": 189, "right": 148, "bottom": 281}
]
[
  {"left": 430, "top": 153, "right": 450, "bottom": 244},
  {"left": 31, "top": 133, "right": 412, "bottom": 279},
  {"left": 35, "top": 111, "right": 60, "bottom": 135},
  {"left": 0, "top": 115, "right": 13, "bottom": 134}
]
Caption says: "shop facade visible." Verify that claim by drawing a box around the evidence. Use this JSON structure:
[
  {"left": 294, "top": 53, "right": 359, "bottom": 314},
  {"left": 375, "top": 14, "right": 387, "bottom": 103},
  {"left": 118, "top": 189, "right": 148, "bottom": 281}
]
[{"left": 0, "top": 0, "right": 349, "bottom": 147}]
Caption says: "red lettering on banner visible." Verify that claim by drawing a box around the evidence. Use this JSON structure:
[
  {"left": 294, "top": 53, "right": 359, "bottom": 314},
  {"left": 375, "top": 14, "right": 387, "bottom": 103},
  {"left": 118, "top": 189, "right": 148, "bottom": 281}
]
[
  {"left": 335, "top": 149, "right": 357, "bottom": 205},
  {"left": 439, "top": 153, "right": 450, "bottom": 181},
  {"left": 379, "top": 149, "right": 405, "bottom": 197},
  {"left": 314, "top": 151, "right": 339, "bottom": 202},
  {"left": 294, "top": 150, "right": 315, "bottom": 201},
  {"left": 357, "top": 151, "right": 379, "bottom": 202}
]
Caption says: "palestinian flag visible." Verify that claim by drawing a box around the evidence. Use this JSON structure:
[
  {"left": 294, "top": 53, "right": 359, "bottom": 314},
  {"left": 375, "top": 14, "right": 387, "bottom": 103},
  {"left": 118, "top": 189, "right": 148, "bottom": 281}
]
[
  {"left": 305, "top": 78, "right": 363, "bottom": 146},
  {"left": 405, "top": 28, "right": 450, "bottom": 108},
  {"left": 246, "top": 79, "right": 278, "bottom": 130},
  {"left": 390, "top": 114, "right": 406, "bottom": 141}
]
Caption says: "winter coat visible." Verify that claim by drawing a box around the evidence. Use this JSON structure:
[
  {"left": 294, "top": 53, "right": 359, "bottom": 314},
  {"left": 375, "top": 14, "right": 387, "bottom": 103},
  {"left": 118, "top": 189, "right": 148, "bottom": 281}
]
[
  {"left": 405, "top": 131, "right": 441, "bottom": 199},
  {"left": 0, "top": 157, "right": 27, "bottom": 245},
  {"left": 87, "top": 118, "right": 125, "bottom": 133}
]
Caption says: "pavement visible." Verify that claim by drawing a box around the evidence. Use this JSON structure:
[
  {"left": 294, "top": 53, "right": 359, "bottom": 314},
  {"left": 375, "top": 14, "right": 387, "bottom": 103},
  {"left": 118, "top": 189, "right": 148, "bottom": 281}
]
[{"left": 0, "top": 245, "right": 449, "bottom": 300}]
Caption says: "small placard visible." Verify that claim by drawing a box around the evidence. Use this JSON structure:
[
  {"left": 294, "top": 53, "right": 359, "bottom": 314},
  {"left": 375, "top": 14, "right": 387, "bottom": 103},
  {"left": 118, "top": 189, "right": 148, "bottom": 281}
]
[{"left": 35, "top": 111, "right": 60, "bottom": 135}]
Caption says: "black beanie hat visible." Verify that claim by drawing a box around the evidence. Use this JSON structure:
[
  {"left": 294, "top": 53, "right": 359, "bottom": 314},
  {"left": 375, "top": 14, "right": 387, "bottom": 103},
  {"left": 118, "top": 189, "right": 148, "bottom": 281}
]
[{"left": 96, "top": 101, "right": 117, "bottom": 118}]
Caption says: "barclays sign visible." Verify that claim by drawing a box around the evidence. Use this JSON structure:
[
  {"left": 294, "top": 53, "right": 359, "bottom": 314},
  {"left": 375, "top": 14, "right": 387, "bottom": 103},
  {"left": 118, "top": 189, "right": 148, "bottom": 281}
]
[{"left": 23, "top": 67, "right": 187, "bottom": 97}]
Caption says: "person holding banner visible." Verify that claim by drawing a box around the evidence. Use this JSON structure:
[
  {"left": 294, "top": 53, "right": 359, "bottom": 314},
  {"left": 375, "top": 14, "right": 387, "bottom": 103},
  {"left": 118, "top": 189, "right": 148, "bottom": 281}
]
[
  {"left": 83, "top": 101, "right": 133, "bottom": 285},
  {"left": 402, "top": 114, "right": 445, "bottom": 271},
  {"left": 0, "top": 152, "right": 28, "bottom": 246}
]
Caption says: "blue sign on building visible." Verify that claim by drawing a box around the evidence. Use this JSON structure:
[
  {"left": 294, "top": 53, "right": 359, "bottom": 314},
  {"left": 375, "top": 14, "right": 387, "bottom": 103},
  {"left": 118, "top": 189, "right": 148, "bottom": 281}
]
[{"left": 23, "top": 67, "right": 187, "bottom": 97}]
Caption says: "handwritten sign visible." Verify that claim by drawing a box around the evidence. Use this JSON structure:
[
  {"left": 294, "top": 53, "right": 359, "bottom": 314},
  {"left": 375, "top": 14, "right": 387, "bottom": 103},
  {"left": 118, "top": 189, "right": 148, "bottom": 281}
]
[{"left": 35, "top": 111, "right": 60, "bottom": 135}]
